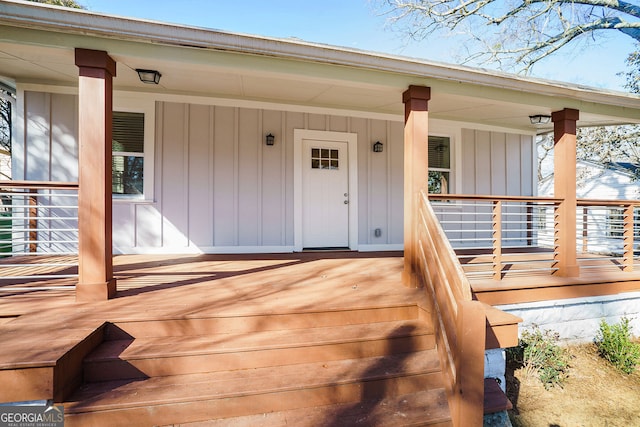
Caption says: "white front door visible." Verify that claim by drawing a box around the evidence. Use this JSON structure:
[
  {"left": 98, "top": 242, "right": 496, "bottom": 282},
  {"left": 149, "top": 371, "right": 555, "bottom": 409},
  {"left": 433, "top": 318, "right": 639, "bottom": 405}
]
[{"left": 302, "top": 139, "right": 349, "bottom": 248}]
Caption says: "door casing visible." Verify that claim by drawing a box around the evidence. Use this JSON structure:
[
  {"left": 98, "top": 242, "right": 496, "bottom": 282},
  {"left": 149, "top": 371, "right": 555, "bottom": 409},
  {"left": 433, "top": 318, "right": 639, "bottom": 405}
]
[{"left": 294, "top": 129, "right": 358, "bottom": 251}]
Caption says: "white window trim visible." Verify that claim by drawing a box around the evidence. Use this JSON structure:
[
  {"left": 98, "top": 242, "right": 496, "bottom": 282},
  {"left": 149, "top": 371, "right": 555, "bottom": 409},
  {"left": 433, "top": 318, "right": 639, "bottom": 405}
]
[
  {"left": 428, "top": 120, "right": 461, "bottom": 194},
  {"left": 113, "top": 94, "right": 155, "bottom": 201},
  {"left": 427, "top": 131, "right": 456, "bottom": 195}
]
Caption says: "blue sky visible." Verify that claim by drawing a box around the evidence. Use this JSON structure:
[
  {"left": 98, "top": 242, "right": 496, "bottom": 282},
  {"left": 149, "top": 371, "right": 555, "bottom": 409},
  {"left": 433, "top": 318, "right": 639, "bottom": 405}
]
[{"left": 80, "top": 0, "right": 635, "bottom": 91}]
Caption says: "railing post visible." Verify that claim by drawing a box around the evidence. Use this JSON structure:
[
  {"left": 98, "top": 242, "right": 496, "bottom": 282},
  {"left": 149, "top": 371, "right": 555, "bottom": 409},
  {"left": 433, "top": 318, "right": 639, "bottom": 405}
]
[
  {"left": 526, "top": 202, "right": 533, "bottom": 246},
  {"left": 455, "top": 300, "right": 486, "bottom": 426},
  {"left": 551, "top": 109, "right": 580, "bottom": 277},
  {"left": 402, "top": 85, "right": 431, "bottom": 288},
  {"left": 28, "top": 189, "right": 37, "bottom": 253},
  {"left": 623, "top": 204, "right": 634, "bottom": 272},
  {"left": 492, "top": 200, "right": 502, "bottom": 281},
  {"left": 581, "top": 207, "right": 588, "bottom": 254}
]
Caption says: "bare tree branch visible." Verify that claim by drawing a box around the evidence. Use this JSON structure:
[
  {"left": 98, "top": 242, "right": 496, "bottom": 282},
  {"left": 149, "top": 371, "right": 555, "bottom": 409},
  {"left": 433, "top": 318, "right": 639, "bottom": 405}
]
[{"left": 378, "top": 0, "right": 640, "bottom": 72}]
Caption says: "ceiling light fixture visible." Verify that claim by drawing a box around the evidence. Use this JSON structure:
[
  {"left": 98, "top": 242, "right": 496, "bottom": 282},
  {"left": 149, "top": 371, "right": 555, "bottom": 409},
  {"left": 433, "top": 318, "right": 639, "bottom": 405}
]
[
  {"left": 136, "top": 69, "right": 161, "bottom": 84},
  {"left": 529, "top": 114, "right": 551, "bottom": 125}
]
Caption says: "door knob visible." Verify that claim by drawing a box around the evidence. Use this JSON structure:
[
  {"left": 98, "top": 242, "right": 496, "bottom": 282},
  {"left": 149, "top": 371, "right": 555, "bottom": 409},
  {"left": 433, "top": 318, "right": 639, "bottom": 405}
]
[{"left": 344, "top": 200, "right": 349, "bottom": 204}]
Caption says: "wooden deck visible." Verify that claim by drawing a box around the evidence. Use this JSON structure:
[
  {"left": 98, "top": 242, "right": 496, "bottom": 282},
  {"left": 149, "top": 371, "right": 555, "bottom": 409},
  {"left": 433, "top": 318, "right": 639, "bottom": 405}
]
[
  {"left": 0, "top": 252, "right": 453, "bottom": 425},
  {"left": 0, "top": 252, "right": 412, "bottom": 320},
  {"left": 3, "top": 249, "right": 640, "bottom": 316},
  {"left": 0, "top": 251, "right": 519, "bottom": 425},
  {"left": 455, "top": 248, "right": 640, "bottom": 305}
]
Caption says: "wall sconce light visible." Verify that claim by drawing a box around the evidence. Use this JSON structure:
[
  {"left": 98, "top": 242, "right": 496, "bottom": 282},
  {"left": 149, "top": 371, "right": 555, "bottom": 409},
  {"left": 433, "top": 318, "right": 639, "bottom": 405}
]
[
  {"left": 529, "top": 114, "right": 551, "bottom": 125},
  {"left": 265, "top": 133, "right": 275, "bottom": 146},
  {"left": 373, "top": 141, "right": 383, "bottom": 153},
  {"left": 136, "top": 69, "right": 162, "bottom": 84}
]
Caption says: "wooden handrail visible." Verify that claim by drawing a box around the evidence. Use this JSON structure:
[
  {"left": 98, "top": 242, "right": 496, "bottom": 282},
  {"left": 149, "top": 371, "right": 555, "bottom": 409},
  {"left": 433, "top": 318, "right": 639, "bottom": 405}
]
[
  {"left": 577, "top": 198, "right": 640, "bottom": 206},
  {"left": 429, "top": 193, "right": 561, "bottom": 203},
  {"left": 0, "top": 181, "right": 79, "bottom": 190},
  {"left": 432, "top": 193, "right": 640, "bottom": 207},
  {"left": 416, "top": 190, "right": 485, "bottom": 426}
]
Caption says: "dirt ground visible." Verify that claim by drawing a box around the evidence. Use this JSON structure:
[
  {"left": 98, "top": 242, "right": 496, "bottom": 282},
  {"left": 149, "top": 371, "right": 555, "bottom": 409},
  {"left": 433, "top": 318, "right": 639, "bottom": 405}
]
[{"left": 507, "top": 343, "right": 640, "bottom": 427}]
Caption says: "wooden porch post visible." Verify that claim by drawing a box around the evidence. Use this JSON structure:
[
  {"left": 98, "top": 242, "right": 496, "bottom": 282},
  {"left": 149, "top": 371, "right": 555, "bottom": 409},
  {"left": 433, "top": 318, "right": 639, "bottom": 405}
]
[
  {"left": 552, "top": 108, "right": 580, "bottom": 277},
  {"left": 75, "top": 48, "right": 117, "bottom": 301},
  {"left": 402, "top": 85, "right": 431, "bottom": 287}
]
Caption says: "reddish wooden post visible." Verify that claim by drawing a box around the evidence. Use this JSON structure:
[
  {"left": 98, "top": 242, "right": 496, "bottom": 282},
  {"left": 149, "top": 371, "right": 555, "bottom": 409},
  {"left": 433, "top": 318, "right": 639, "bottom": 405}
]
[
  {"left": 581, "top": 207, "right": 589, "bottom": 254},
  {"left": 492, "top": 200, "right": 502, "bottom": 281},
  {"left": 552, "top": 108, "right": 580, "bottom": 277},
  {"left": 75, "top": 48, "right": 117, "bottom": 301},
  {"left": 455, "top": 300, "right": 486, "bottom": 426},
  {"left": 623, "top": 204, "right": 634, "bottom": 272},
  {"left": 28, "top": 189, "right": 37, "bottom": 253},
  {"left": 402, "top": 85, "right": 431, "bottom": 288}
]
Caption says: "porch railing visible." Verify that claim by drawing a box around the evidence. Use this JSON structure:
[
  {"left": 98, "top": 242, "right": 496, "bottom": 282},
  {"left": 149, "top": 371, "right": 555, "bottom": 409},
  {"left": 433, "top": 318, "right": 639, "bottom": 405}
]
[
  {"left": 576, "top": 199, "right": 640, "bottom": 272},
  {"left": 416, "top": 190, "right": 485, "bottom": 425},
  {"left": 430, "top": 194, "right": 640, "bottom": 280},
  {"left": 0, "top": 181, "right": 79, "bottom": 290}
]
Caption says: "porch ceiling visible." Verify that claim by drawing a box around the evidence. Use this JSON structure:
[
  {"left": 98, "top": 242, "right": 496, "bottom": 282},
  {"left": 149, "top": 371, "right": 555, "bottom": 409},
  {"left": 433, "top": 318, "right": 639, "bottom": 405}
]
[{"left": 0, "top": 8, "right": 638, "bottom": 133}]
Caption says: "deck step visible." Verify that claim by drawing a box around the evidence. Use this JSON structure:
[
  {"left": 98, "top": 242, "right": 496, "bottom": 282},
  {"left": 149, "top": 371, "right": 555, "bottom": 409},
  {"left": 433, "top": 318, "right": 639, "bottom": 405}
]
[
  {"left": 65, "top": 304, "right": 453, "bottom": 425},
  {"left": 103, "top": 304, "right": 420, "bottom": 339},
  {"left": 65, "top": 349, "right": 447, "bottom": 426},
  {"left": 84, "top": 320, "right": 435, "bottom": 382},
  {"left": 160, "top": 389, "right": 452, "bottom": 427}
]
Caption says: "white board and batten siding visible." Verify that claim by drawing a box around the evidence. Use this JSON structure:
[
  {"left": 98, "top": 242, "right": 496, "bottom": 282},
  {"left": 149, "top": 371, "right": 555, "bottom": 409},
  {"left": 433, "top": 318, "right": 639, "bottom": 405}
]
[
  {"left": 15, "top": 91, "right": 79, "bottom": 183},
  {"left": 460, "top": 129, "right": 535, "bottom": 197},
  {"left": 16, "top": 91, "right": 537, "bottom": 255},
  {"left": 432, "top": 129, "right": 536, "bottom": 249},
  {"left": 144, "top": 102, "right": 406, "bottom": 253}
]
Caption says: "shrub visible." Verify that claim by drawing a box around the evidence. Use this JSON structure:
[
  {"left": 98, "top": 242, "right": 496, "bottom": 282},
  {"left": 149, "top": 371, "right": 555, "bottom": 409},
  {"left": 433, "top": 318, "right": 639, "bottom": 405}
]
[
  {"left": 509, "top": 326, "right": 570, "bottom": 389},
  {"left": 595, "top": 317, "right": 640, "bottom": 374}
]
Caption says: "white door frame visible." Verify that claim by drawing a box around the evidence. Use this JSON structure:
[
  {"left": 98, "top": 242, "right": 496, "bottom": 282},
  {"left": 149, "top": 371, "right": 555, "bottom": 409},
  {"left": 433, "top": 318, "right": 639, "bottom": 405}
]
[{"left": 294, "top": 129, "right": 358, "bottom": 252}]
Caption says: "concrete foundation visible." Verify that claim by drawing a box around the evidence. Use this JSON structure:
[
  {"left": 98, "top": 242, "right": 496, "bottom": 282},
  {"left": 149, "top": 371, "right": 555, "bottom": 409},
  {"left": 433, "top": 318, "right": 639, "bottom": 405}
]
[{"left": 498, "top": 291, "right": 640, "bottom": 343}]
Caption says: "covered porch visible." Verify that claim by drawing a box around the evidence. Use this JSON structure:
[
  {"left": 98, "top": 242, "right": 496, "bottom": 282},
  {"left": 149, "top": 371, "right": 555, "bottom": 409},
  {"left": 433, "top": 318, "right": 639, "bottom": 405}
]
[{"left": 1, "top": 1, "right": 640, "bottom": 425}]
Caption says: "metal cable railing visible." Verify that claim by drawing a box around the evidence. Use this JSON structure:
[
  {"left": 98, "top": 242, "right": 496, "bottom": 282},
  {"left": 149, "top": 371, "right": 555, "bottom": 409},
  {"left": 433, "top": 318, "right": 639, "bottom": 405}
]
[
  {"left": 430, "top": 194, "right": 559, "bottom": 279},
  {"left": 430, "top": 194, "right": 640, "bottom": 280},
  {"left": 576, "top": 200, "right": 640, "bottom": 272},
  {"left": 0, "top": 181, "right": 78, "bottom": 290}
]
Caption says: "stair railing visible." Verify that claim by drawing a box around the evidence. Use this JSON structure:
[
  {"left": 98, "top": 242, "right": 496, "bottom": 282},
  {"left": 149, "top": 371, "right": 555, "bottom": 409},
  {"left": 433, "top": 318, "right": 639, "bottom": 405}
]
[{"left": 416, "top": 190, "right": 486, "bottom": 426}]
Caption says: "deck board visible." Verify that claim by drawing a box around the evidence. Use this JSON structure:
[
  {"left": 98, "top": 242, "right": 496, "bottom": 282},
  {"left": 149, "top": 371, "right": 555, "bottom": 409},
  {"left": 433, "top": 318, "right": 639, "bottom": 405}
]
[
  {"left": 0, "top": 252, "right": 420, "bottom": 373},
  {"left": 0, "top": 252, "right": 413, "bottom": 319},
  {"left": 3, "top": 250, "right": 640, "bottom": 317}
]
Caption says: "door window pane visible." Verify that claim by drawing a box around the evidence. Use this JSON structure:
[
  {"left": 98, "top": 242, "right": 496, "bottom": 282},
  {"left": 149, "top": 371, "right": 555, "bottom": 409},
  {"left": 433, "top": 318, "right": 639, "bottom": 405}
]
[{"left": 311, "top": 148, "right": 339, "bottom": 170}]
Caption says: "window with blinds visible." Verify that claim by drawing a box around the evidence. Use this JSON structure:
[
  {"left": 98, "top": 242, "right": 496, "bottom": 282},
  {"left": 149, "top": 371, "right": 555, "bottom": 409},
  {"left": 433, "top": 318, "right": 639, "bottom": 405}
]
[
  {"left": 112, "top": 111, "right": 144, "bottom": 196},
  {"left": 428, "top": 136, "right": 450, "bottom": 194}
]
